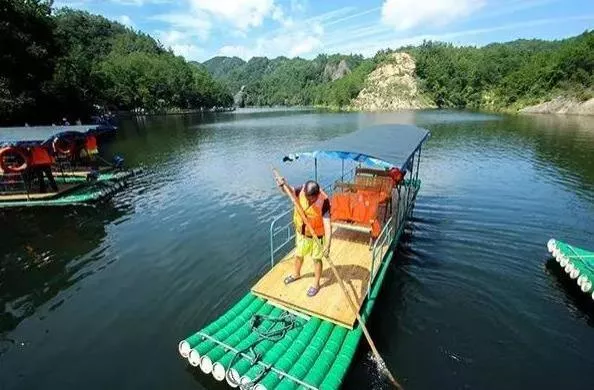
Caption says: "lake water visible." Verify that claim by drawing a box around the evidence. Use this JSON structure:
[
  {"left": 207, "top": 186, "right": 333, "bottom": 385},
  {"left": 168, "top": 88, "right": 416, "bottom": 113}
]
[{"left": 1, "top": 109, "right": 594, "bottom": 390}]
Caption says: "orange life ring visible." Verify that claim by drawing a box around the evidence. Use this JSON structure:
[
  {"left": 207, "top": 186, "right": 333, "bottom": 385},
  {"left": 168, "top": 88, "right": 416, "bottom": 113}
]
[
  {"left": 52, "top": 136, "right": 76, "bottom": 156},
  {"left": 0, "top": 146, "right": 28, "bottom": 173}
]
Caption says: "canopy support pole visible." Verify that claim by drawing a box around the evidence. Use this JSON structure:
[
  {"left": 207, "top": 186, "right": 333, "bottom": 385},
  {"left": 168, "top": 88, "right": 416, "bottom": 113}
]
[
  {"left": 415, "top": 145, "right": 422, "bottom": 182},
  {"left": 314, "top": 158, "right": 318, "bottom": 182},
  {"left": 341, "top": 160, "right": 344, "bottom": 182}
]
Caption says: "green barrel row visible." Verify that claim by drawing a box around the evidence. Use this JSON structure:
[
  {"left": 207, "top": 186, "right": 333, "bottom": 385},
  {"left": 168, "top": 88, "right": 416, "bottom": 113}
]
[
  {"left": 273, "top": 321, "right": 335, "bottom": 390},
  {"left": 202, "top": 306, "right": 283, "bottom": 375},
  {"left": 191, "top": 298, "right": 273, "bottom": 370},
  {"left": 178, "top": 293, "right": 257, "bottom": 358},
  {"left": 247, "top": 317, "right": 322, "bottom": 390},
  {"left": 548, "top": 239, "right": 594, "bottom": 299},
  {"left": 321, "top": 245, "right": 397, "bottom": 390}
]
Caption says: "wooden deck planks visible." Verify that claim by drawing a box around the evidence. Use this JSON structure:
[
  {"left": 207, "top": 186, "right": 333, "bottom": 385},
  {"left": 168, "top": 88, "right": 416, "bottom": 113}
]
[{"left": 251, "top": 228, "right": 375, "bottom": 329}]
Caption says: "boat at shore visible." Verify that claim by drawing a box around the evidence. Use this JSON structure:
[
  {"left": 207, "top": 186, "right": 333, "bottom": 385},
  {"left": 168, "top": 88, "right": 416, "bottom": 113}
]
[
  {"left": 548, "top": 239, "right": 594, "bottom": 299},
  {"left": 177, "top": 124, "right": 430, "bottom": 389}
]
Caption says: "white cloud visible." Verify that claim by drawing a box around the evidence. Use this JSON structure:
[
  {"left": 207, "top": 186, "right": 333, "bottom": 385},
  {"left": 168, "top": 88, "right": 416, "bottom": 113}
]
[
  {"left": 118, "top": 15, "right": 135, "bottom": 28},
  {"left": 213, "top": 6, "right": 388, "bottom": 60},
  {"left": 381, "top": 0, "right": 486, "bottom": 31},
  {"left": 150, "top": 7, "right": 212, "bottom": 59},
  {"left": 151, "top": 12, "right": 211, "bottom": 40},
  {"left": 325, "top": 14, "right": 594, "bottom": 56},
  {"left": 189, "top": 0, "right": 276, "bottom": 30},
  {"left": 168, "top": 43, "right": 204, "bottom": 59},
  {"left": 217, "top": 17, "right": 324, "bottom": 59},
  {"left": 156, "top": 29, "right": 204, "bottom": 59},
  {"left": 290, "top": 0, "right": 306, "bottom": 13}
]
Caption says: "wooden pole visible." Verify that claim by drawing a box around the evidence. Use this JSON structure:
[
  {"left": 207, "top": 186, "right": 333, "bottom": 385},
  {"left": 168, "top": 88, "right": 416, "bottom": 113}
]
[{"left": 272, "top": 167, "right": 403, "bottom": 389}]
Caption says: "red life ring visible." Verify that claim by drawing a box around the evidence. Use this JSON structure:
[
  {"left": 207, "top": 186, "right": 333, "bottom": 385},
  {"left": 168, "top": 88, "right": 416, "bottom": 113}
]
[
  {"left": 0, "top": 147, "right": 28, "bottom": 173},
  {"left": 52, "top": 136, "right": 76, "bottom": 156}
]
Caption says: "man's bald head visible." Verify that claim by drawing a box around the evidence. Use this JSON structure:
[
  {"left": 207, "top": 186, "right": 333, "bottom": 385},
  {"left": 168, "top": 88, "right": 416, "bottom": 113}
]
[{"left": 304, "top": 180, "right": 320, "bottom": 197}]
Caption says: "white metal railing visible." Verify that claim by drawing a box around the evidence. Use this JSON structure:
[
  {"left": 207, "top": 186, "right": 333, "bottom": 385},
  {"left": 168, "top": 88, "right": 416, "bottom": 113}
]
[{"left": 368, "top": 178, "right": 421, "bottom": 297}]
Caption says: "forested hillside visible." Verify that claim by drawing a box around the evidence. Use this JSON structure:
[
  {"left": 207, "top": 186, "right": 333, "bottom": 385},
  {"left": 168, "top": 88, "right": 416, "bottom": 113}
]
[
  {"left": 2, "top": 0, "right": 592, "bottom": 124},
  {"left": 0, "top": 0, "right": 232, "bottom": 125},
  {"left": 204, "top": 31, "right": 594, "bottom": 111}
]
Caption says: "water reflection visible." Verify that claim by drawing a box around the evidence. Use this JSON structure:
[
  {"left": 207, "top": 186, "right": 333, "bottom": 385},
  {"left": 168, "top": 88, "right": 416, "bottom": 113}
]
[
  {"left": 544, "top": 258, "right": 594, "bottom": 327},
  {"left": 0, "top": 204, "right": 129, "bottom": 336}
]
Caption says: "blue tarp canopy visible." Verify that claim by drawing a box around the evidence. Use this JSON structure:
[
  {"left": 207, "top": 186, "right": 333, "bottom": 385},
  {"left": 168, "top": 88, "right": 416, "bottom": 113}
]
[
  {"left": 283, "top": 124, "right": 430, "bottom": 169},
  {"left": 0, "top": 126, "right": 94, "bottom": 147}
]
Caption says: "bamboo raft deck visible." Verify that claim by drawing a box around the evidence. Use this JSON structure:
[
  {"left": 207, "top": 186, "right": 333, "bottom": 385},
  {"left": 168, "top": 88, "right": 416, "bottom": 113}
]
[
  {"left": 178, "top": 124, "right": 430, "bottom": 389},
  {"left": 179, "top": 180, "right": 420, "bottom": 390},
  {"left": 252, "top": 229, "right": 381, "bottom": 329}
]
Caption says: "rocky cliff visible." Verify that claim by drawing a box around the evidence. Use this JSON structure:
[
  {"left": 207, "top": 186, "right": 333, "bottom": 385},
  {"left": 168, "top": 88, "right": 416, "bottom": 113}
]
[
  {"left": 520, "top": 96, "right": 594, "bottom": 115},
  {"left": 351, "top": 53, "right": 433, "bottom": 111},
  {"left": 323, "top": 59, "right": 351, "bottom": 81}
]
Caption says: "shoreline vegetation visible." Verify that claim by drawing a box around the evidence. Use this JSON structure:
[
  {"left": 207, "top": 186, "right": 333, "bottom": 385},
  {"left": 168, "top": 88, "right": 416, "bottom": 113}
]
[
  {"left": 2, "top": 2, "right": 593, "bottom": 126},
  {"left": 204, "top": 31, "right": 593, "bottom": 116},
  {"left": 1, "top": 1, "right": 233, "bottom": 126}
]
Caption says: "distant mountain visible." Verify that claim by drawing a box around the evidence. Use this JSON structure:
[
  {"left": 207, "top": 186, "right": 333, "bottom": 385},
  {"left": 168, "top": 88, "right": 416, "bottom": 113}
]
[
  {"left": 202, "top": 56, "right": 246, "bottom": 79},
  {"left": 199, "top": 31, "right": 594, "bottom": 113}
]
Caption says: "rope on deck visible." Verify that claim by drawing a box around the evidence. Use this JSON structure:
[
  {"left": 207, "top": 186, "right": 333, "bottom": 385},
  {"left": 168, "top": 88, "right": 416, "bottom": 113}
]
[{"left": 197, "top": 312, "right": 319, "bottom": 390}]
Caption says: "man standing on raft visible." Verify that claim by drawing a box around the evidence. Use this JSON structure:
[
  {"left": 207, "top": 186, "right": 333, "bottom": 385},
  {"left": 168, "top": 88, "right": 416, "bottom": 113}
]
[{"left": 275, "top": 177, "right": 332, "bottom": 297}]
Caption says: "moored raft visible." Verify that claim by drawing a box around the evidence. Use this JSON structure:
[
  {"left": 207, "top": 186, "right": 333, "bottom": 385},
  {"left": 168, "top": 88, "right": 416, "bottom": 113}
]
[
  {"left": 548, "top": 238, "right": 594, "bottom": 299},
  {"left": 0, "top": 128, "right": 141, "bottom": 208},
  {"left": 178, "top": 125, "right": 430, "bottom": 389},
  {"left": 0, "top": 168, "right": 141, "bottom": 208}
]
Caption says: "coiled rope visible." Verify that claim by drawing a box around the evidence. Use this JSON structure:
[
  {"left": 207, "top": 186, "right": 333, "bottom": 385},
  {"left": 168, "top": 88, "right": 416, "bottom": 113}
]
[{"left": 226, "top": 312, "right": 298, "bottom": 389}]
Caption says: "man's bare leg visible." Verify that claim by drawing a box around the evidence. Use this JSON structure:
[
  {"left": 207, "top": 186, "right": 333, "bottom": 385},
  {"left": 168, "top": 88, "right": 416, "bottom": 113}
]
[
  {"left": 313, "top": 259, "right": 322, "bottom": 289},
  {"left": 294, "top": 255, "right": 304, "bottom": 278}
]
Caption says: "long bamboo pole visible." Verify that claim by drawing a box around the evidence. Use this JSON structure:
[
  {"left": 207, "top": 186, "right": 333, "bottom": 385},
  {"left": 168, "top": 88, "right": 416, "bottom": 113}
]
[{"left": 272, "top": 167, "right": 403, "bottom": 389}]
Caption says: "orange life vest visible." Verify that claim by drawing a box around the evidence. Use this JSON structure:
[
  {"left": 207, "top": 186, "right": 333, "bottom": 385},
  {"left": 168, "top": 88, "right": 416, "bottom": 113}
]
[
  {"left": 85, "top": 135, "right": 98, "bottom": 154},
  {"left": 29, "top": 146, "right": 53, "bottom": 166},
  {"left": 293, "top": 186, "right": 328, "bottom": 237}
]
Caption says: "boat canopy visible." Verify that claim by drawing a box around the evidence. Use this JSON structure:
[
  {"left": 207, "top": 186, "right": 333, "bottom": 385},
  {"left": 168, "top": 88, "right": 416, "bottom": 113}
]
[
  {"left": 283, "top": 124, "right": 430, "bottom": 169},
  {"left": 0, "top": 129, "right": 90, "bottom": 148},
  {"left": 0, "top": 126, "right": 97, "bottom": 146}
]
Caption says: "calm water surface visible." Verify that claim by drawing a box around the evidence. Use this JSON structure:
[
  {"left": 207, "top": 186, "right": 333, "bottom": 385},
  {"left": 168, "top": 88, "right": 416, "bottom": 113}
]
[{"left": 1, "top": 109, "right": 594, "bottom": 390}]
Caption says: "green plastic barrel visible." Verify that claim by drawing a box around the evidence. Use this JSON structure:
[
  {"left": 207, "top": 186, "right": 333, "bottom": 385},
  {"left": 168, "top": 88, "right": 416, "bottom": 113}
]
[
  {"left": 200, "top": 304, "right": 277, "bottom": 373},
  {"left": 247, "top": 318, "right": 322, "bottom": 390},
  {"left": 179, "top": 293, "right": 256, "bottom": 357},
  {"left": 188, "top": 296, "right": 266, "bottom": 366},
  {"left": 275, "top": 321, "right": 334, "bottom": 390},
  {"left": 211, "top": 307, "right": 285, "bottom": 380},
  {"left": 321, "top": 248, "right": 397, "bottom": 389},
  {"left": 302, "top": 326, "right": 348, "bottom": 387}
]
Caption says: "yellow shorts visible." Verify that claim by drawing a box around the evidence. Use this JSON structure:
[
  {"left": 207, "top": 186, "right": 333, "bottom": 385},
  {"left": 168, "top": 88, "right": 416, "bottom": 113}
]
[{"left": 295, "top": 233, "right": 324, "bottom": 261}]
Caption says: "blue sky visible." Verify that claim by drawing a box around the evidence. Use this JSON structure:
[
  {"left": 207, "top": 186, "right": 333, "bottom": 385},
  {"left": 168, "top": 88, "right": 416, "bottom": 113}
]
[{"left": 54, "top": 0, "right": 594, "bottom": 62}]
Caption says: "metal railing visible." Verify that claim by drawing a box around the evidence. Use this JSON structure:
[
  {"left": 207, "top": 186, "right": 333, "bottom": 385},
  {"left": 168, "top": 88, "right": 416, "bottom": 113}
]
[
  {"left": 368, "top": 176, "right": 421, "bottom": 298},
  {"left": 269, "top": 208, "right": 294, "bottom": 268}
]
